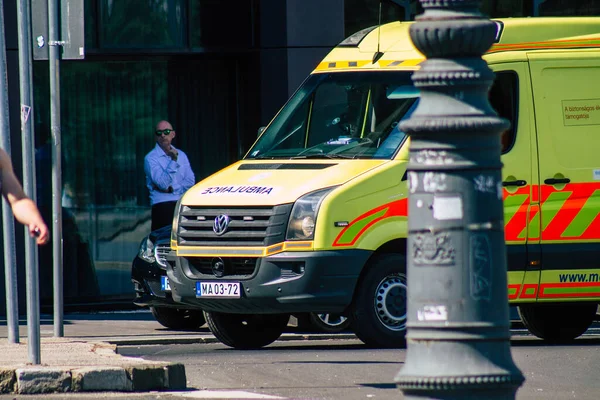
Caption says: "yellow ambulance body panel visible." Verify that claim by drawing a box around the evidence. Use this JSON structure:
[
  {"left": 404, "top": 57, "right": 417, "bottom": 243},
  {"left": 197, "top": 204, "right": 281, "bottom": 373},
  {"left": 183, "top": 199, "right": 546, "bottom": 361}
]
[{"left": 168, "top": 17, "right": 600, "bottom": 347}]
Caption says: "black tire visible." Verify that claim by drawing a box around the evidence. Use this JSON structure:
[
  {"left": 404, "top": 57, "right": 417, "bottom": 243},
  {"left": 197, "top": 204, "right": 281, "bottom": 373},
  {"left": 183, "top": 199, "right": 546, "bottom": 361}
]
[
  {"left": 308, "top": 312, "right": 351, "bottom": 333},
  {"left": 518, "top": 302, "right": 597, "bottom": 343},
  {"left": 150, "top": 307, "right": 206, "bottom": 330},
  {"left": 350, "top": 253, "right": 407, "bottom": 348},
  {"left": 204, "top": 311, "right": 290, "bottom": 349}
]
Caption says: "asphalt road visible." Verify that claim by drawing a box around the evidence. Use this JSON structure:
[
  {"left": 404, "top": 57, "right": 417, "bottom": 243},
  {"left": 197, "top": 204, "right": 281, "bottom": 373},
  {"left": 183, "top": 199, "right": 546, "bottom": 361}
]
[
  {"left": 1, "top": 313, "right": 599, "bottom": 400},
  {"left": 116, "top": 330, "right": 600, "bottom": 400}
]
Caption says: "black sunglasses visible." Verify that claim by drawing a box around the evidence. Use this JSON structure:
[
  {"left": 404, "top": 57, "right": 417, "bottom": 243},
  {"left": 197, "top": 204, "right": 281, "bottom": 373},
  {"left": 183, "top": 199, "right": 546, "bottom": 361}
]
[{"left": 155, "top": 129, "right": 173, "bottom": 136}]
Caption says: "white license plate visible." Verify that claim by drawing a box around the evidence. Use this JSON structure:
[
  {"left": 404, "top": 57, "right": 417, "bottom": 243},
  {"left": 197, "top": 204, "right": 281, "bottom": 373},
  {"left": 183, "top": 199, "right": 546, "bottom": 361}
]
[
  {"left": 196, "top": 282, "right": 241, "bottom": 298},
  {"left": 161, "top": 276, "right": 171, "bottom": 291}
]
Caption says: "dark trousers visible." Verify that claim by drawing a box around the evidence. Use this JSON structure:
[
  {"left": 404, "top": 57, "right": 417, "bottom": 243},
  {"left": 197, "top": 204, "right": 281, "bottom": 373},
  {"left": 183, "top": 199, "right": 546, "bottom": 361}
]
[{"left": 151, "top": 201, "right": 177, "bottom": 232}]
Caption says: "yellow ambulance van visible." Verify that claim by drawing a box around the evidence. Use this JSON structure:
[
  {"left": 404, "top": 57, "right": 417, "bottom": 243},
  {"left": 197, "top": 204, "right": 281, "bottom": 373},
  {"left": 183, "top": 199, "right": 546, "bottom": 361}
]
[{"left": 166, "top": 17, "right": 600, "bottom": 349}]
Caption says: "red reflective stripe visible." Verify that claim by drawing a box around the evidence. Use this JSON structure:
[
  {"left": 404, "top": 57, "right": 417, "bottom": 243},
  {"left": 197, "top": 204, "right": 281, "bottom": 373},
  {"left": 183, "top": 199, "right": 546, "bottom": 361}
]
[
  {"left": 505, "top": 204, "right": 528, "bottom": 242},
  {"left": 539, "top": 184, "right": 555, "bottom": 204},
  {"left": 508, "top": 284, "right": 521, "bottom": 300},
  {"left": 581, "top": 213, "right": 600, "bottom": 240},
  {"left": 502, "top": 186, "right": 529, "bottom": 201},
  {"left": 542, "top": 184, "right": 597, "bottom": 240},
  {"left": 511, "top": 283, "right": 600, "bottom": 299},
  {"left": 519, "top": 284, "right": 538, "bottom": 299},
  {"left": 539, "top": 282, "right": 600, "bottom": 298},
  {"left": 503, "top": 186, "right": 530, "bottom": 242},
  {"left": 332, "top": 199, "right": 407, "bottom": 247},
  {"left": 530, "top": 184, "right": 539, "bottom": 203},
  {"left": 539, "top": 291, "right": 600, "bottom": 298}
]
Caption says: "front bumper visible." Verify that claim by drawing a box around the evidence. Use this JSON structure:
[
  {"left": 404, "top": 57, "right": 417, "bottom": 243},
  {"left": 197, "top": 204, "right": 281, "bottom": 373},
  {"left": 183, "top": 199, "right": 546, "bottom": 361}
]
[{"left": 166, "top": 250, "right": 372, "bottom": 314}]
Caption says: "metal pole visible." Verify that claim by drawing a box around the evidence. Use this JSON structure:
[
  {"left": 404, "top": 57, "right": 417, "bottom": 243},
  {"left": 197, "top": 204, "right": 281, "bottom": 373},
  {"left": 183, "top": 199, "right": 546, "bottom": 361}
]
[
  {"left": 16, "top": 0, "right": 41, "bottom": 364},
  {"left": 48, "top": 0, "right": 63, "bottom": 338},
  {"left": 395, "top": 1, "right": 524, "bottom": 399},
  {"left": 0, "top": 0, "right": 20, "bottom": 344}
]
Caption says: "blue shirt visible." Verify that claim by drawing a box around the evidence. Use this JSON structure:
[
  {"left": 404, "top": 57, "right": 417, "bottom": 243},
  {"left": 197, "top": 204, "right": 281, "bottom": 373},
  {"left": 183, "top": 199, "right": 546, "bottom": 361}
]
[{"left": 144, "top": 144, "right": 195, "bottom": 205}]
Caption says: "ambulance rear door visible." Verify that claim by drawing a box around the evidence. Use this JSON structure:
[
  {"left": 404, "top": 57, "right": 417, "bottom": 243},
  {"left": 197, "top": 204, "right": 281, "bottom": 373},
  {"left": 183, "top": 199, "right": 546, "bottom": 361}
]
[{"left": 528, "top": 50, "right": 600, "bottom": 302}]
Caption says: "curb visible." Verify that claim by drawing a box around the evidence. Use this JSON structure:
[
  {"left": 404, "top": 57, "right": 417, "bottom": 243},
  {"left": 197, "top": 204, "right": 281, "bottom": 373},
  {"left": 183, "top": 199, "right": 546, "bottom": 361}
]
[
  {"left": 0, "top": 362, "right": 186, "bottom": 394},
  {"left": 0, "top": 333, "right": 356, "bottom": 394},
  {"left": 103, "top": 332, "right": 358, "bottom": 346}
]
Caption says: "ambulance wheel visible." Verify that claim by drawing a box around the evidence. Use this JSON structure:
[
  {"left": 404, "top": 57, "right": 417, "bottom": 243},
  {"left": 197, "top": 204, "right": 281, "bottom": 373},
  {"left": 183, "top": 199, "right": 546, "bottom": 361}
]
[
  {"left": 204, "top": 311, "right": 290, "bottom": 349},
  {"left": 350, "top": 254, "right": 407, "bottom": 348},
  {"left": 150, "top": 307, "right": 205, "bottom": 330},
  {"left": 518, "top": 303, "right": 597, "bottom": 342}
]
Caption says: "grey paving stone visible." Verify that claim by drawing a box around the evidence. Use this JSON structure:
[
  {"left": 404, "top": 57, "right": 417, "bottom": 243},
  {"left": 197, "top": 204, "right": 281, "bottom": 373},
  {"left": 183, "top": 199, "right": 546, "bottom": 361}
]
[
  {"left": 125, "top": 365, "right": 167, "bottom": 392},
  {"left": 71, "top": 366, "right": 132, "bottom": 392},
  {"left": 0, "top": 369, "right": 16, "bottom": 394},
  {"left": 164, "top": 363, "right": 187, "bottom": 390},
  {"left": 16, "top": 368, "right": 71, "bottom": 394}
]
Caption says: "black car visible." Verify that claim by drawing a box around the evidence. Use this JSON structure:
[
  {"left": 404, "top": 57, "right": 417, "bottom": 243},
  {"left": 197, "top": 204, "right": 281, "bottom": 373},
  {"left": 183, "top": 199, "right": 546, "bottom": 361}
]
[
  {"left": 132, "top": 226, "right": 350, "bottom": 333},
  {"left": 131, "top": 225, "right": 206, "bottom": 329}
]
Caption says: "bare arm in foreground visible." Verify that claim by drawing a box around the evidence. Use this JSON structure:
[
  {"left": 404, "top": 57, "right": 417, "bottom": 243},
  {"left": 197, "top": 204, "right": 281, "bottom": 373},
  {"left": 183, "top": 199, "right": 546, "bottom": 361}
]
[{"left": 0, "top": 148, "right": 49, "bottom": 245}]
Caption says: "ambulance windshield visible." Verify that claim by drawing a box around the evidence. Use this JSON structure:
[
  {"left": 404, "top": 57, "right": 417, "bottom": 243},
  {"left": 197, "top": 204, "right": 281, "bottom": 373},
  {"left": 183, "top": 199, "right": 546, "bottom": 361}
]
[{"left": 247, "top": 71, "right": 418, "bottom": 160}]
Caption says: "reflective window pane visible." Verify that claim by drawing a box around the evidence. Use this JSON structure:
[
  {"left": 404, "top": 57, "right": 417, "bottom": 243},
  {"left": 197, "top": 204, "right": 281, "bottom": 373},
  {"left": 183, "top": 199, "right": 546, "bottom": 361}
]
[
  {"left": 33, "top": 57, "right": 255, "bottom": 302},
  {"left": 189, "top": 0, "right": 256, "bottom": 48},
  {"left": 84, "top": 0, "right": 98, "bottom": 49},
  {"left": 482, "top": 0, "right": 531, "bottom": 17},
  {"left": 344, "top": 0, "right": 415, "bottom": 37},
  {"left": 99, "top": 0, "right": 186, "bottom": 48}
]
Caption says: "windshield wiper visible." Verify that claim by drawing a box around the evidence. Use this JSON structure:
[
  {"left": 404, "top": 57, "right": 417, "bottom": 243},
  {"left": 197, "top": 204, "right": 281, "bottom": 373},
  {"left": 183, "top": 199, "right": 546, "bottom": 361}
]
[
  {"left": 252, "top": 154, "right": 276, "bottom": 159},
  {"left": 290, "top": 154, "right": 353, "bottom": 159}
]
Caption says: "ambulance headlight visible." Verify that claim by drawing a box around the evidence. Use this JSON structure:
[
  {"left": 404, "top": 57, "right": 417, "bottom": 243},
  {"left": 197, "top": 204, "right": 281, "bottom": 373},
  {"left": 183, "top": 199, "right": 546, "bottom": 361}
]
[{"left": 286, "top": 187, "right": 337, "bottom": 240}]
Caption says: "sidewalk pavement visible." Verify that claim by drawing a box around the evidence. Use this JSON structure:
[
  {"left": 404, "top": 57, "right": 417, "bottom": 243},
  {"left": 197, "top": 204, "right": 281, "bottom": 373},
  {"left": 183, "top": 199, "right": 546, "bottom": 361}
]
[{"left": 0, "top": 310, "right": 356, "bottom": 395}]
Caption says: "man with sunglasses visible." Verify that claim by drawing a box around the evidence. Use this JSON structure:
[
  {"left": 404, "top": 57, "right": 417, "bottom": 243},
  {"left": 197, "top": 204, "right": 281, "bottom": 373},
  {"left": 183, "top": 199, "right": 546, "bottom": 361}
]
[{"left": 144, "top": 120, "right": 195, "bottom": 231}]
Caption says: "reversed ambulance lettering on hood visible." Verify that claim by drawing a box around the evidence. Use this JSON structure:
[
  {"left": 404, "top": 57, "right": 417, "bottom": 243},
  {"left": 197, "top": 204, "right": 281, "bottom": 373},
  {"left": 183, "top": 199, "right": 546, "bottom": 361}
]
[{"left": 201, "top": 186, "right": 275, "bottom": 195}]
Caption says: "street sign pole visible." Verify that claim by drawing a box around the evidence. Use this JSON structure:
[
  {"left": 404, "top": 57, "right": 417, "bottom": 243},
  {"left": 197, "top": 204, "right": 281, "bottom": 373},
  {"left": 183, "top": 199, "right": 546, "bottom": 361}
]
[
  {"left": 395, "top": 1, "right": 525, "bottom": 398},
  {"left": 17, "top": 0, "right": 41, "bottom": 364},
  {"left": 48, "top": 0, "right": 63, "bottom": 339},
  {"left": 0, "top": 0, "right": 20, "bottom": 345},
  {"left": 31, "top": 0, "right": 84, "bottom": 338}
]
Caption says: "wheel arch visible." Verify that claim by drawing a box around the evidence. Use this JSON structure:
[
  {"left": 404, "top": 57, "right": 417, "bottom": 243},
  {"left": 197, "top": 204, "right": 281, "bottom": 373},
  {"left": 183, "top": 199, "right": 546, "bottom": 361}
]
[{"left": 346, "top": 238, "right": 407, "bottom": 312}]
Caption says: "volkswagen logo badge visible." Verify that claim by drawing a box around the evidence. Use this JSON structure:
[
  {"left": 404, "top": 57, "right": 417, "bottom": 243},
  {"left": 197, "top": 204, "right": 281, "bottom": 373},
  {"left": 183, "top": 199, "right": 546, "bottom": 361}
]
[{"left": 213, "top": 214, "right": 231, "bottom": 235}]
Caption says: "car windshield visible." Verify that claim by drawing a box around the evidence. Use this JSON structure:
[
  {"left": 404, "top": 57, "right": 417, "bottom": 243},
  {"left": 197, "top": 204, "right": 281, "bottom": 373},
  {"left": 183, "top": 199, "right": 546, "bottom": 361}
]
[{"left": 246, "top": 71, "right": 418, "bottom": 160}]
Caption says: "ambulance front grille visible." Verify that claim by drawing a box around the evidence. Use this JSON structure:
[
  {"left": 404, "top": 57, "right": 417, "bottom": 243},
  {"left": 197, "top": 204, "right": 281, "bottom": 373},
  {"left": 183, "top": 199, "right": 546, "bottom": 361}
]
[{"left": 177, "top": 204, "right": 293, "bottom": 247}]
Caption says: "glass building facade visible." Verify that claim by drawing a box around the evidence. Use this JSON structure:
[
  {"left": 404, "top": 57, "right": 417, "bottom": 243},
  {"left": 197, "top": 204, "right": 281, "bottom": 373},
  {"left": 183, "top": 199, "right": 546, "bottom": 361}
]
[
  {"left": 1, "top": 0, "right": 599, "bottom": 313},
  {"left": 31, "top": 0, "right": 263, "bottom": 307}
]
